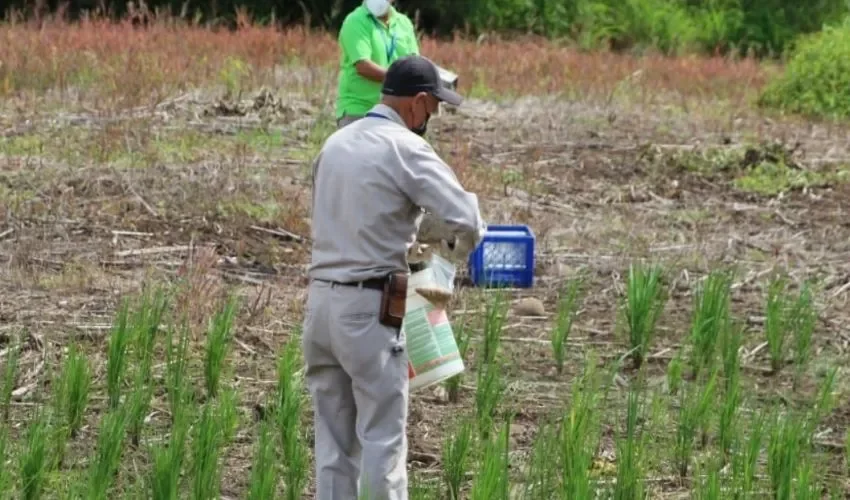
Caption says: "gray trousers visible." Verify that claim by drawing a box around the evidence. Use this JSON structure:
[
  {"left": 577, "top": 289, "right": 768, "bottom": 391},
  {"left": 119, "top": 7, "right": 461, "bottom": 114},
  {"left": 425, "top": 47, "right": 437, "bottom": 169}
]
[
  {"left": 302, "top": 279, "right": 409, "bottom": 500},
  {"left": 336, "top": 114, "right": 364, "bottom": 129}
]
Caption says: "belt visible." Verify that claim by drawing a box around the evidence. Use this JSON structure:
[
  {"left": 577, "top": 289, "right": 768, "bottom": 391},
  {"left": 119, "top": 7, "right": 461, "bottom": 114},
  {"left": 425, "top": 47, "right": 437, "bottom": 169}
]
[{"left": 315, "top": 277, "right": 386, "bottom": 291}]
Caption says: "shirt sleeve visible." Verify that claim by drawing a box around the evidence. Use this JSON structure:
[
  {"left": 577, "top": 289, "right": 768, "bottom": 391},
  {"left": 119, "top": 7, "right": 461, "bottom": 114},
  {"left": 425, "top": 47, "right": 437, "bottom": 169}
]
[
  {"left": 397, "top": 139, "right": 486, "bottom": 246},
  {"left": 339, "top": 16, "right": 373, "bottom": 64}
]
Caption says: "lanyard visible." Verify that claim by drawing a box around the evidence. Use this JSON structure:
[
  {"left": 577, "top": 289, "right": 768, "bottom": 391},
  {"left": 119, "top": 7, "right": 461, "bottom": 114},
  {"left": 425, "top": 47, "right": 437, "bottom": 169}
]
[
  {"left": 365, "top": 112, "right": 390, "bottom": 120},
  {"left": 371, "top": 16, "right": 397, "bottom": 62}
]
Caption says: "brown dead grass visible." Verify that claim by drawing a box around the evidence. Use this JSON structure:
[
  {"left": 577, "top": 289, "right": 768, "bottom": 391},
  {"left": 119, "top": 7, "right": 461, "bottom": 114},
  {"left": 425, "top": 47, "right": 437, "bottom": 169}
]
[{"left": 0, "top": 11, "right": 769, "bottom": 110}]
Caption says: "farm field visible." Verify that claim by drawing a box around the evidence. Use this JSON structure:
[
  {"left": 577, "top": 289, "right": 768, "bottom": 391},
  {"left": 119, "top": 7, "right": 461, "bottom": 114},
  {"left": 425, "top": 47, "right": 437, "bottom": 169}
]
[{"left": 2, "top": 14, "right": 850, "bottom": 499}]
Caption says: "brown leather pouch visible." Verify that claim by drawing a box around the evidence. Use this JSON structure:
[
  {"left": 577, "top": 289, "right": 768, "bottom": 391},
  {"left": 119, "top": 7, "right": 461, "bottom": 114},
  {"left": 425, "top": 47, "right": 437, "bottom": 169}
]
[{"left": 379, "top": 272, "right": 408, "bottom": 329}]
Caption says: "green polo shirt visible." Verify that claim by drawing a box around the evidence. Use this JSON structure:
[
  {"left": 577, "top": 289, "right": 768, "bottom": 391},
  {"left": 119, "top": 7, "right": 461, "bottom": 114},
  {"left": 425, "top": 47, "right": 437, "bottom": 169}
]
[{"left": 335, "top": 5, "right": 419, "bottom": 119}]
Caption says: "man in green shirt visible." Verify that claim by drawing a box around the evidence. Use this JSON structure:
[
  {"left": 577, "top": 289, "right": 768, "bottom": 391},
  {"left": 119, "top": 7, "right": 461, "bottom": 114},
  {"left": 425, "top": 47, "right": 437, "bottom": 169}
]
[{"left": 335, "top": 0, "right": 420, "bottom": 128}]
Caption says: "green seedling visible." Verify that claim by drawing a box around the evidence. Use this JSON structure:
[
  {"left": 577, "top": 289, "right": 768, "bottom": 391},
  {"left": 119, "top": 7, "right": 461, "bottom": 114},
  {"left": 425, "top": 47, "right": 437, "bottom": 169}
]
[
  {"left": 794, "top": 460, "right": 819, "bottom": 500},
  {"left": 689, "top": 270, "right": 733, "bottom": 378},
  {"left": 731, "top": 411, "right": 765, "bottom": 499},
  {"left": 165, "top": 322, "right": 192, "bottom": 420},
  {"left": 106, "top": 299, "right": 132, "bottom": 409},
  {"left": 474, "top": 359, "right": 504, "bottom": 440},
  {"left": 469, "top": 416, "right": 510, "bottom": 500},
  {"left": 0, "top": 425, "right": 10, "bottom": 495},
  {"left": 190, "top": 389, "right": 237, "bottom": 500},
  {"left": 675, "top": 368, "right": 719, "bottom": 478},
  {"left": 791, "top": 281, "right": 816, "bottom": 387},
  {"left": 443, "top": 416, "right": 475, "bottom": 500},
  {"left": 127, "top": 367, "right": 155, "bottom": 448},
  {"left": 552, "top": 276, "right": 583, "bottom": 374},
  {"left": 1, "top": 335, "right": 21, "bottom": 423},
  {"left": 205, "top": 296, "right": 238, "bottom": 400},
  {"left": 667, "top": 353, "right": 683, "bottom": 395},
  {"left": 19, "top": 411, "right": 50, "bottom": 500},
  {"left": 765, "top": 275, "right": 792, "bottom": 374},
  {"left": 445, "top": 314, "right": 472, "bottom": 403},
  {"left": 613, "top": 387, "right": 646, "bottom": 500},
  {"left": 845, "top": 426, "right": 850, "bottom": 476},
  {"left": 805, "top": 366, "right": 837, "bottom": 441},
  {"left": 767, "top": 412, "right": 806, "bottom": 500},
  {"left": 87, "top": 406, "right": 130, "bottom": 500},
  {"left": 410, "top": 471, "right": 436, "bottom": 500},
  {"left": 718, "top": 370, "right": 741, "bottom": 456},
  {"left": 621, "top": 262, "right": 667, "bottom": 369},
  {"left": 481, "top": 291, "right": 507, "bottom": 366},
  {"left": 560, "top": 357, "right": 603, "bottom": 498},
  {"left": 522, "top": 420, "right": 559, "bottom": 500},
  {"left": 277, "top": 339, "right": 308, "bottom": 500},
  {"left": 695, "top": 460, "right": 721, "bottom": 500},
  {"left": 150, "top": 397, "right": 191, "bottom": 500},
  {"left": 721, "top": 322, "right": 743, "bottom": 392},
  {"left": 55, "top": 343, "right": 91, "bottom": 439},
  {"left": 248, "top": 418, "right": 278, "bottom": 500}
]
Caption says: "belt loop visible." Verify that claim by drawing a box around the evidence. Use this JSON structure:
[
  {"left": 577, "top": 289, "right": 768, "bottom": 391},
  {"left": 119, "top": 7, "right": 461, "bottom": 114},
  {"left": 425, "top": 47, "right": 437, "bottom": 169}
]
[{"left": 357, "top": 281, "right": 364, "bottom": 289}]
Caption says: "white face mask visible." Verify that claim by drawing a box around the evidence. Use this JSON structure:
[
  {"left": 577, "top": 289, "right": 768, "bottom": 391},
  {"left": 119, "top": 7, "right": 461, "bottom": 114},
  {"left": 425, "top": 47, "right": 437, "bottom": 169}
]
[{"left": 365, "top": 0, "right": 391, "bottom": 17}]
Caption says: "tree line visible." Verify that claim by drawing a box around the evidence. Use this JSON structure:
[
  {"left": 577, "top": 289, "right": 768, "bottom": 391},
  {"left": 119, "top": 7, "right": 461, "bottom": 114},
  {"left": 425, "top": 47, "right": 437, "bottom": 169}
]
[{"left": 6, "top": 0, "right": 848, "bottom": 57}]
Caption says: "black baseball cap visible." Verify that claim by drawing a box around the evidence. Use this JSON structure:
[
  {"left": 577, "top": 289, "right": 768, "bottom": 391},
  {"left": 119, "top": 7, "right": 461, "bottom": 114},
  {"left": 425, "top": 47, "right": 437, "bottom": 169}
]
[{"left": 381, "top": 55, "right": 463, "bottom": 106}]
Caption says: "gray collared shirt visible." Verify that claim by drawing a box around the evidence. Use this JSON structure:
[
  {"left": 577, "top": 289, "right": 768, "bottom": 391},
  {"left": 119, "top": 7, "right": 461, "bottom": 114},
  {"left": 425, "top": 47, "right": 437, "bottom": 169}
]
[{"left": 308, "top": 103, "right": 485, "bottom": 283}]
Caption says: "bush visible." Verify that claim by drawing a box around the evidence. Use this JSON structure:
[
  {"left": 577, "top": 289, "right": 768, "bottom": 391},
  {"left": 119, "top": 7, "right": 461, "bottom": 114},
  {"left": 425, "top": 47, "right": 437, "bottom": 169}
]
[{"left": 758, "top": 19, "right": 850, "bottom": 119}]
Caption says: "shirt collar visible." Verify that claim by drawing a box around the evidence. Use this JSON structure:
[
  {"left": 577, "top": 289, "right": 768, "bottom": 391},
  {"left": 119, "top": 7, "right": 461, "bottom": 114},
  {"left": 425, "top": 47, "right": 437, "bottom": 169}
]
[
  {"left": 365, "top": 5, "right": 396, "bottom": 27},
  {"left": 369, "top": 103, "right": 407, "bottom": 128}
]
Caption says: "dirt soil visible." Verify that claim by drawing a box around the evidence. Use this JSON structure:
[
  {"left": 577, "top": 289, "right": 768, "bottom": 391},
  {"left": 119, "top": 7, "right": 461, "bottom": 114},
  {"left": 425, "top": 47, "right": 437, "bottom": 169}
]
[{"left": 2, "top": 84, "right": 850, "bottom": 497}]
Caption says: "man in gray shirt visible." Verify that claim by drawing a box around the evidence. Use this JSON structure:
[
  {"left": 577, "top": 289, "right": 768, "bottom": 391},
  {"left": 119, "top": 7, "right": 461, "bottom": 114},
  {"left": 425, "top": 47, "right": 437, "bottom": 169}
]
[{"left": 304, "top": 55, "right": 485, "bottom": 500}]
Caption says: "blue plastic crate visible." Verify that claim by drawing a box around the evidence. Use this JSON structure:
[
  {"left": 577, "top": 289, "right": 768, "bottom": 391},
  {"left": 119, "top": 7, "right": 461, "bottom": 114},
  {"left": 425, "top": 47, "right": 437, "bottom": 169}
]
[{"left": 468, "top": 224, "right": 535, "bottom": 288}]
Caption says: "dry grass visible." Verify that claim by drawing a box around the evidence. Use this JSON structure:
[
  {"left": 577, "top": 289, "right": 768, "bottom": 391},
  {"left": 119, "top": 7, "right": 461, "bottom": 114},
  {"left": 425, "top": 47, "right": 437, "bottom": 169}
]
[
  {"left": 1, "top": 11, "right": 850, "bottom": 499},
  {"left": 0, "top": 11, "right": 770, "bottom": 111}
]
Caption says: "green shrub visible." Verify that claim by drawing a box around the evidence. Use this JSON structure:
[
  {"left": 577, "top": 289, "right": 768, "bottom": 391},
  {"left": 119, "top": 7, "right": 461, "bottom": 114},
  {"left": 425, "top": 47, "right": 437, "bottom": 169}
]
[{"left": 758, "top": 20, "right": 850, "bottom": 119}]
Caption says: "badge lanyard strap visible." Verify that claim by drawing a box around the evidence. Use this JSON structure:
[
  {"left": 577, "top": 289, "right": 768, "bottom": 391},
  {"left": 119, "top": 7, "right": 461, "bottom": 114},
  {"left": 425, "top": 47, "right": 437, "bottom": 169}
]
[
  {"left": 365, "top": 112, "right": 391, "bottom": 120},
  {"left": 371, "top": 16, "right": 397, "bottom": 62}
]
